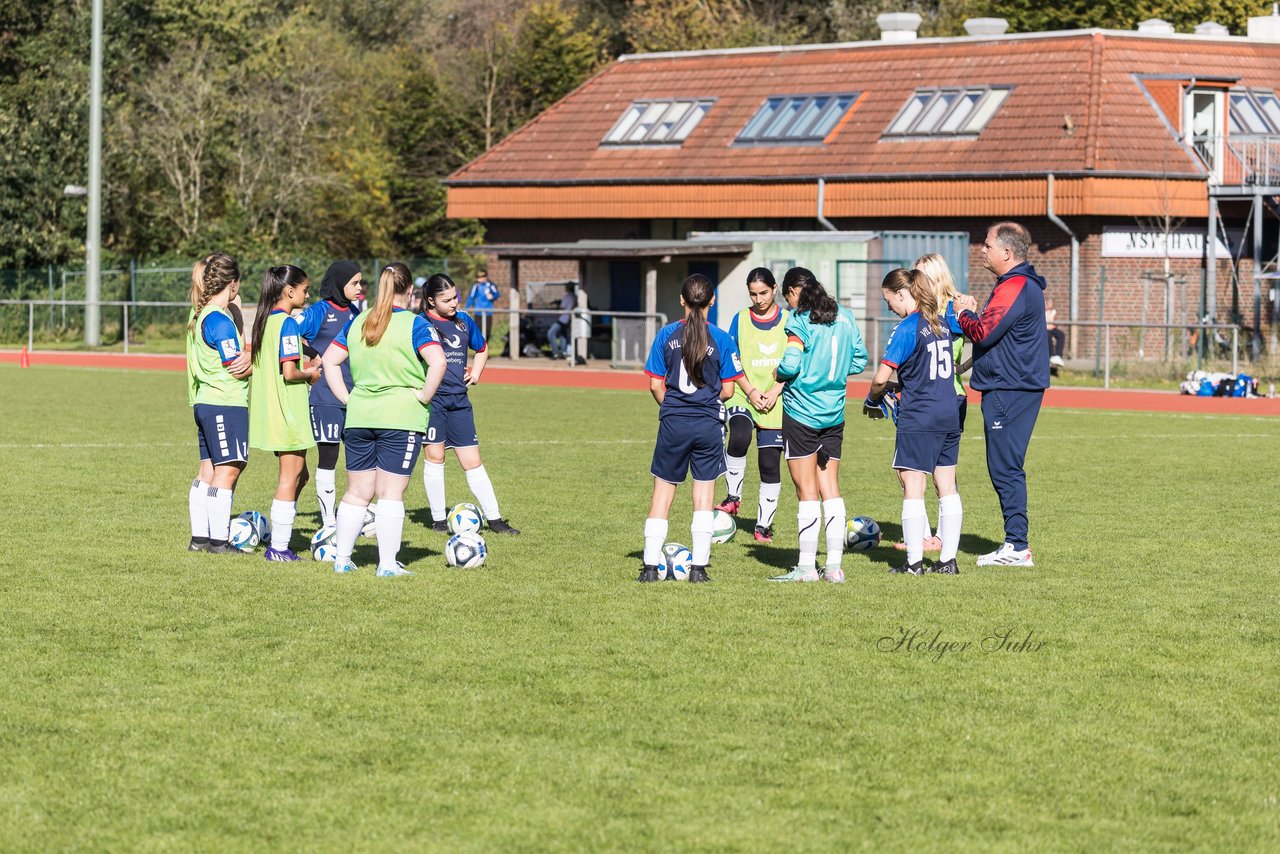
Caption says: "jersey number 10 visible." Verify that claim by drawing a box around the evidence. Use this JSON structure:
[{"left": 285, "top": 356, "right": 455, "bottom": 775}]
[{"left": 926, "top": 340, "right": 953, "bottom": 381}]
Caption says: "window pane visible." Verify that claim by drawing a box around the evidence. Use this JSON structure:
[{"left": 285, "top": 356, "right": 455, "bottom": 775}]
[
  {"left": 939, "top": 91, "right": 983, "bottom": 133},
  {"left": 962, "top": 88, "right": 1009, "bottom": 133},
  {"left": 671, "top": 101, "right": 711, "bottom": 140},
  {"left": 762, "top": 99, "right": 804, "bottom": 137},
  {"left": 1256, "top": 92, "right": 1280, "bottom": 132},
  {"left": 915, "top": 92, "right": 957, "bottom": 133},
  {"left": 888, "top": 93, "right": 931, "bottom": 133},
  {"left": 606, "top": 105, "right": 642, "bottom": 142},
  {"left": 648, "top": 101, "right": 691, "bottom": 141},
  {"left": 785, "top": 97, "right": 828, "bottom": 138},
  {"left": 1229, "top": 94, "right": 1268, "bottom": 134},
  {"left": 810, "top": 95, "right": 854, "bottom": 138},
  {"left": 626, "top": 102, "right": 668, "bottom": 142},
  {"left": 740, "top": 98, "right": 783, "bottom": 139}
]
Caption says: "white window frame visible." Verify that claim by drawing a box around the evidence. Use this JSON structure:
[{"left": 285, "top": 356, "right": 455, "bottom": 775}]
[
  {"left": 1184, "top": 88, "right": 1225, "bottom": 182},
  {"left": 601, "top": 99, "right": 715, "bottom": 146},
  {"left": 1228, "top": 89, "right": 1280, "bottom": 135},
  {"left": 883, "top": 86, "right": 1012, "bottom": 138}
]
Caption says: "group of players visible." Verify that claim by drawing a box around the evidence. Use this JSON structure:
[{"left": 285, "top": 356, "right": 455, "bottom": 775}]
[
  {"left": 641, "top": 252, "right": 970, "bottom": 582},
  {"left": 184, "top": 256, "right": 517, "bottom": 577}
]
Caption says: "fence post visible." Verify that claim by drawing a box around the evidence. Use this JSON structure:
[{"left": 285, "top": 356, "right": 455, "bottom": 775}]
[
  {"left": 1231, "top": 327, "right": 1238, "bottom": 375},
  {"left": 1104, "top": 325, "right": 1111, "bottom": 389},
  {"left": 47, "top": 265, "right": 53, "bottom": 331},
  {"left": 28, "top": 302, "right": 34, "bottom": 352},
  {"left": 123, "top": 303, "right": 129, "bottom": 354}
]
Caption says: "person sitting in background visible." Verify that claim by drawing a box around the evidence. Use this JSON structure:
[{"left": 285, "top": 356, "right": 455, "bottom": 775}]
[
  {"left": 547, "top": 283, "right": 575, "bottom": 359},
  {"left": 1046, "top": 296, "right": 1065, "bottom": 369}
]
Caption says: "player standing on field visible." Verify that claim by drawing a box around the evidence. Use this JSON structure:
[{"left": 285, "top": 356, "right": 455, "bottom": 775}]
[
  {"left": 864, "top": 268, "right": 963, "bottom": 576},
  {"left": 298, "top": 260, "right": 364, "bottom": 528},
  {"left": 185, "top": 253, "right": 252, "bottom": 554},
  {"left": 419, "top": 273, "right": 521, "bottom": 535},
  {"left": 770, "top": 267, "right": 868, "bottom": 583},
  {"left": 718, "top": 267, "right": 788, "bottom": 542},
  {"left": 249, "top": 265, "right": 321, "bottom": 561},
  {"left": 322, "top": 263, "right": 446, "bottom": 576},
  {"left": 638, "top": 274, "right": 749, "bottom": 584}
]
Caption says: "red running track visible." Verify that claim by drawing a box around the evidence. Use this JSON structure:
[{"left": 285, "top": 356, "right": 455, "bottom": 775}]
[{"left": 4, "top": 348, "right": 1280, "bottom": 416}]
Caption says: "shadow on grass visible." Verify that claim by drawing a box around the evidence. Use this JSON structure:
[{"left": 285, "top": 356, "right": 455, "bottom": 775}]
[{"left": 861, "top": 521, "right": 1003, "bottom": 569}]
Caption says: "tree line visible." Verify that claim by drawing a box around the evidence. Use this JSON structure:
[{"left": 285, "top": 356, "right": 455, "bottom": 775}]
[{"left": 0, "top": 0, "right": 1264, "bottom": 272}]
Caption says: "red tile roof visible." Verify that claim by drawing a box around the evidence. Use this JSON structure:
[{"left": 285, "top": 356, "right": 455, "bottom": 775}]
[{"left": 446, "top": 31, "right": 1280, "bottom": 186}]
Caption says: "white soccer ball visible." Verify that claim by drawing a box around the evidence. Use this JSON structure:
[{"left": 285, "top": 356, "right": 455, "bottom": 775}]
[
  {"left": 237, "top": 510, "right": 270, "bottom": 542},
  {"left": 660, "top": 542, "right": 693, "bottom": 581},
  {"left": 361, "top": 507, "right": 377, "bottom": 538},
  {"left": 229, "top": 516, "right": 259, "bottom": 551},
  {"left": 311, "top": 526, "right": 337, "bottom": 560},
  {"left": 448, "top": 502, "right": 484, "bottom": 535},
  {"left": 846, "top": 516, "right": 882, "bottom": 552},
  {"left": 710, "top": 509, "right": 737, "bottom": 544},
  {"left": 312, "top": 542, "right": 338, "bottom": 562},
  {"left": 445, "top": 532, "right": 487, "bottom": 568}
]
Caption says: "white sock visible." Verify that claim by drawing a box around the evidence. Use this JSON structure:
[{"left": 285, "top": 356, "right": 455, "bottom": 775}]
[
  {"left": 335, "top": 501, "right": 365, "bottom": 561},
  {"left": 903, "top": 499, "right": 929, "bottom": 565},
  {"left": 724, "top": 454, "right": 747, "bottom": 499},
  {"left": 938, "top": 494, "right": 963, "bottom": 562},
  {"left": 315, "top": 468, "right": 337, "bottom": 528},
  {"left": 270, "top": 499, "right": 296, "bottom": 552},
  {"left": 797, "top": 500, "right": 821, "bottom": 570},
  {"left": 691, "top": 510, "right": 713, "bottom": 566},
  {"left": 208, "top": 486, "right": 233, "bottom": 543},
  {"left": 189, "top": 479, "right": 209, "bottom": 538},
  {"left": 375, "top": 500, "right": 405, "bottom": 569},
  {"left": 757, "top": 481, "right": 781, "bottom": 528},
  {"left": 466, "top": 465, "right": 501, "bottom": 520},
  {"left": 823, "top": 497, "right": 846, "bottom": 570},
  {"left": 423, "top": 460, "right": 446, "bottom": 521},
  {"left": 643, "top": 517, "right": 669, "bottom": 566}
]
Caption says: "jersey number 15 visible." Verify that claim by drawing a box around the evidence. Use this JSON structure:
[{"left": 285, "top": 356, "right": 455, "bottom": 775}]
[{"left": 926, "top": 340, "right": 953, "bottom": 380}]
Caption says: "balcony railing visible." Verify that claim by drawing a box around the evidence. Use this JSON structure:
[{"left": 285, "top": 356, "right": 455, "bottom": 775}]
[{"left": 1197, "top": 134, "right": 1280, "bottom": 187}]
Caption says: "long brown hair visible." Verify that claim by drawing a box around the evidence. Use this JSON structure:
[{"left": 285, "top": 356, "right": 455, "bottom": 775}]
[
  {"left": 782, "top": 267, "right": 837, "bottom": 325},
  {"left": 187, "top": 253, "right": 239, "bottom": 332},
  {"left": 679, "top": 273, "right": 715, "bottom": 387},
  {"left": 882, "top": 268, "right": 944, "bottom": 336},
  {"left": 251, "top": 265, "right": 308, "bottom": 364},
  {"left": 363, "top": 263, "right": 413, "bottom": 347}
]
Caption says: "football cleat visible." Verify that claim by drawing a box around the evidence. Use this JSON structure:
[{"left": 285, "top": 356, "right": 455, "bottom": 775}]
[
  {"left": 715, "top": 494, "right": 741, "bottom": 515},
  {"left": 976, "top": 543, "right": 1033, "bottom": 566},
  {"left": 334, "top": 559, "right": 357, "bottom": 575},
  {"left": 430, "top": 519, "right": 450, "bottom": 533},
  {"left": 486, "top": 518, "right": 521, "bottom": 536},
  {"left": 188, "top": 537, "right": 210, "bottom": 552},
  {"left": 769, "top": 566, "right": 821, "bottom": 582},
  {"left": 264, "top": 547, "right": 302, "bottom": 562},
  {"left": 889, "top": 560, "right": 927, "bottom": 576},
  {"left": 206, "top": 540, "right": 245, "bottom": 555},
  {"left": 753, "top": 525, "right": 773, "bottom": 543},
  {"left": 375, "top": 562, "right": 412, "bottom": 578},
  {"left": 823, "top": 566, "right": 846, "bottom": 583},
  {"left": 637, "top": 565, "right": 661, "bottom": 583},
  {"left": 932, "top": 558, "right": 959, "bottom": 575},
  {"left": 688, "top": 566, "right": 711, "bottom": 583}
]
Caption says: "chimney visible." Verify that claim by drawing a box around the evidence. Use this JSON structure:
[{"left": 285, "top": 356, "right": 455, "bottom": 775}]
[
  {"left": 1194, "top": 21, "right": 1229, "bottom": 36},
  {"left": 1137, "top": 19, "right": 1175, "bottom": 34},
  {"left": 963, "top": 17, "right": 1009, "bottom": 36},
  {"left": 877, "top": 12, "right": 923, "bottom": 42},
  {"left": 1248, "top": 4, "right": 1280, "bottom": 42}
]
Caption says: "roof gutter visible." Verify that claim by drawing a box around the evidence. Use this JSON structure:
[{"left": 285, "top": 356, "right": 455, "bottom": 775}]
[
  {"left": 816, "top": 178, "right": 838, "bottom": 232},
  {"left": 1046, "top": 173, "right": 1080, "bottom": 354}
]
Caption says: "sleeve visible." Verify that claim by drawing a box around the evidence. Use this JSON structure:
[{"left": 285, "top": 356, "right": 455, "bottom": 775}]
[
  {"left": 945, "top": 301, "right": 964, "bottom": 336},
  {"left": 298, "top": 302, "right": 324, "bottom": 341},
  {"left": 783, "top": 313, "right": 811, "bottom": 349},
  {"left": 486, "top": 283, "right": 500, "bottom": 302},
  {"left": 464, "top": 285, "right": 478, "bottom": 308},
  {"left": 643, "top": 327, "right": 669, "bottom": 378},
  {"left": 201, "top": 313, "right": 242, "bottom": 365},
  {"left": 332, "top": 318, "right": 353, "bottom": 351},
  {"left": 412, "top": 315, "right": 441, "bottom": 353},
  {"left": 776, "top": 314, "right": 806, "bottom": 381},
  {"left": 715, "top": 328, "right": 745, "bottom": 381},
  {"left": 881, "top": 318, "right": 917, "bottom": 369},
  {"left": 278, "top": 316, "right": 302, "bottom": 362},
  {"left": 728, "top": 312, "right": 740, "bottom": 345},
  {"left": 466, "top": 313, "right": 487, "bottom": 352},
  {"left": 958, "top": 278, "right": 1025, "bottom": 345},
  {"left": 847, "top": 313, "right": 868, "bottom": 376}
]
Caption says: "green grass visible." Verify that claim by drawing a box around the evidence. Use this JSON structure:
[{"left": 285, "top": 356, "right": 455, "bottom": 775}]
[{"left": 0, "top": 363, "right": 1277, "bottom": 851}]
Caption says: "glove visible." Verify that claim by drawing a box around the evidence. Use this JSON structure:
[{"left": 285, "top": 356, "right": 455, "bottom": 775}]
[{"left": 863, "top": 392, "right": 899, "bottom": 424}]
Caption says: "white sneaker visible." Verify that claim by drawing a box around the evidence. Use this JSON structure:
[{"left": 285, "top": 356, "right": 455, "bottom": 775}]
[
  {"left": 1049, "top": 354, "right": 1065, "bottom": 368},
  {"left": 769, "top": 566, "right": 821, "bottom": 582},
  {"left": 375, "top": 561, "right": 413, "bottom": 577},
  {"left": 976, "top": 543, "right": 1034, "bottom": 566},
  {"left": 823, "top": 566, "right": 846, "bottom": 583}
]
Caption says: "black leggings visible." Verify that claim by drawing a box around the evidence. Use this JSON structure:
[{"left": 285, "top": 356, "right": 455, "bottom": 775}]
[
  {"left": 1048, "top": 328, "right": 1066, "bottom": 358},
  {"left": 316, "top": 442, "right": 341, "bottom": 471},
  {"left": 726, "top": 416, "right": 781, "bottom": 484}
]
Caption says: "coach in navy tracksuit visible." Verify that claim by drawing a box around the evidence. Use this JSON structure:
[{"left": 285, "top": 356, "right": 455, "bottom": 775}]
[{"left": 955, "top": 221, "right": 1049, "bottom": 567}]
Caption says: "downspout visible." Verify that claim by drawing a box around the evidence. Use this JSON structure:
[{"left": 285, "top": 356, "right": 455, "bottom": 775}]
[
  {"left": 1046, "top": 173, "right": 1080, "bottom": 358},
  {"left": 817, "top": 178, "right": 838, "bottom": 232}
]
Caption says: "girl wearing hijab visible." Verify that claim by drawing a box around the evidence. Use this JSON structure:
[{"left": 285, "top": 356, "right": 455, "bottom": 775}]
[{"left": 298, "top": 260, "right": 365, "bottom": 527}]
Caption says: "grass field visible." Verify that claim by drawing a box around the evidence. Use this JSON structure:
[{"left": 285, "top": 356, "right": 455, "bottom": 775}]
[{"left": 1, "top": 363, "right": 1277, "bottom": 851}]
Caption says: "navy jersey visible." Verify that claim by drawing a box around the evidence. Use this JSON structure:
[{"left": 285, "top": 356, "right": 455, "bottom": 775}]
[
  {"left": 882, "top": 312, "right": 960, "bottom": 433},
  {"left": 299, "top": 299, "right": 358, "bottom": 407},
  {"left": 423, "top": 310, "right": 487, "bottom": 397},
  {"left": 644, "top": 320, "right": 744, "bottom": 419}
]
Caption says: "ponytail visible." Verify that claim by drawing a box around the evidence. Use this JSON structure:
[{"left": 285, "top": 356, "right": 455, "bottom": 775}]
[
  {"left": 251, "top": 264, "right": 307, "bottom": 364},
  {"left": 363, "top": 263, "right": 413, "bottom": 347},
  {"left": 187, "top": 253, "right": 239, "bottom": 332},
  {"left": 882, "top": 268, "right": 944, "bottom": 336},
  {"left": 913, "top": 252, "right": 960, "bottom": 314},
  {"left": 782, "top": 267, "right": 837, "bottom": 325},
  {"left": 679, "top": 274, "right": 715, "bottom": 387}
]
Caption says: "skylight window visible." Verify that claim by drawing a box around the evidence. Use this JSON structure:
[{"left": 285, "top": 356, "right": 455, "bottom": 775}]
[
  {"left": 735, "top": 94, "right": 858, "bottom": 144},
  {"left": 603, "top": 99, "right": 714, "bottom": 145},
  {"left": 1228, "top": 90, "right": 1280, "bottom": 135},
  {"left": 884, "top": 87, "right": 1011, "bottom": 137}
]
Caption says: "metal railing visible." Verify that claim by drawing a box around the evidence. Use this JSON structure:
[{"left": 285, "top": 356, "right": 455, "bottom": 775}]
[
  {"left": 499, "top": 307, "right": 669, "bottom": 367},
  {"left": 1, "top": 298, "right": 190, "bottom": 354},
  {"left": 1225, "top": 135, "right": 1280, "bottom": 186}
]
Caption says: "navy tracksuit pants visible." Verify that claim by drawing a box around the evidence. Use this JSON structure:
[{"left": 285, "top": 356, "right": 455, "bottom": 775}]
[{"left": 979, "top": 389, "right": 1043, "bottom": 550}]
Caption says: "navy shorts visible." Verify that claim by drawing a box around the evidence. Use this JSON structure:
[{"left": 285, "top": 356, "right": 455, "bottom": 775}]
[
  {"left": 194, "top": 404, "right": 248, "bottom": 465},
  {"left": 310, "top": 404, "right": 346, "bottom": 444},
  {"left": 344, "top": 428, "right": 423, "bottom": 474},
  {"left": 652, "top": 416, "right": 725, "bottom": 483},
  {"left": 726, "top": 406, "right": 783, "bottom": 449},
  {"left": 782, "top": 413, "right": 843, "bottom": 463},
  {"left": 893, "top": 431, "right": 961, "bottom": 473},
  {"left": 427, "top": 395, "right": 478, "bottom": 449}
]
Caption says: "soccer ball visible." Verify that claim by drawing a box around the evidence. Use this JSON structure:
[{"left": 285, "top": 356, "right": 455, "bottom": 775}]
[
  {"left": 237, "top": 510, "right": 270, "bottom": 542},
  {"left": 448, "top": 502, "right": 484, "bottom": 535},
  {"left": 445, "top": 532, "right": 487, "bottom": 568},
  {"left": 710, "top": 509, "right": 737, "bottom": 544},
  {"left": 659, "top": 542, "right": 693, "bottom": 581},
  {"left": 361, "top": 507, "right": 377, "bottom": 538},
  {"left": 311, "top": 525, "right": 336, "bottom": 560},
  {"left": 229, "top": 516, "right": 259, "bottom": 551},
  {"left": 846, "top": 516, "right": 882, "bottom": 552}
]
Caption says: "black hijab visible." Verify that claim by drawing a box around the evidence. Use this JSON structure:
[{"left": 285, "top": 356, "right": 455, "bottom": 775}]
[{"left": 318, "top": 260, "right": 361, "bottom": 309}]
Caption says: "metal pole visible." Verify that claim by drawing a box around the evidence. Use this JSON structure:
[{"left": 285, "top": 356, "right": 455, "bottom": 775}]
[
  {"left": 84, "top": 0, "right": 104, "bottom": 346},
  {"left": 1232, "top": 327, "right": 1238, "bottom": 374},
  {"left": 123, "top": 303, "right": 129, "bottom": 353},
  {"left": 1252, "top": 190, "right": 1263, "bottom": 358},
  {"left": 47, "top": 264, "right": 53, "bottom": 331},
  {"left": 28, "top": 302, "right": 34, "bottom": 352},
  {"left": 61, "top": 271, "right": 67, "bottom": 327},
  {"left": 1104, "top": 324, "right": 1111, "bottom": 389}
]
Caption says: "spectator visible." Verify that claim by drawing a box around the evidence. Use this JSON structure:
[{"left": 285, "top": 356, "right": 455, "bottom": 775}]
[
  {"left": 464, "top": 270, "right": 500, "bottom": 335},
  {"left": 954, "top": 221, "right": 1049, "bottom": 568},
  {"left": 548, "top": 283, "right": 575, "bottom": 359},
  {"left": 1045, "top": 296, "right": 1065, "bottom": 369}
]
